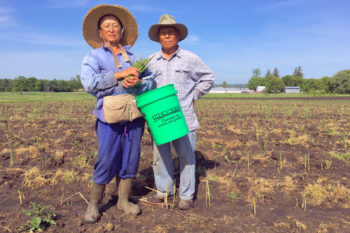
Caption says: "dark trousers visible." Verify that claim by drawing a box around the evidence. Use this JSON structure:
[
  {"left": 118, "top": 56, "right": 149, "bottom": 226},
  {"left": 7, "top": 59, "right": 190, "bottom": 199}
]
[{"left": 93, "top": 118, "right": 145, "bottom": 184}]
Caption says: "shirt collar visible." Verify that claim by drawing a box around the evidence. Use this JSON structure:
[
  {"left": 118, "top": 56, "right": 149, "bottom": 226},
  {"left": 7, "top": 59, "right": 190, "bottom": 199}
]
[
  {"left": 101, "top": 42, "right": 131, "bottom": 54},
  {"left": 157, "top": 47, "right": 182, "bottom": 60}
]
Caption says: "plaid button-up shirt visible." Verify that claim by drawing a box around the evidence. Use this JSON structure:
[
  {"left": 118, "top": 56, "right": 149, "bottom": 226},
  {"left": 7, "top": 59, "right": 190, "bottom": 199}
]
[{"left": 148, "top": 48, "right": 215, "bottom": 131}]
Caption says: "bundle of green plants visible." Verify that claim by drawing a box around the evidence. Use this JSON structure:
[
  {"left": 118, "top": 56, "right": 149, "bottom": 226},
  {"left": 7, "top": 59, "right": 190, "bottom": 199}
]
[{"left": 122, "top": 56, "right": 155, "bottom": 86}]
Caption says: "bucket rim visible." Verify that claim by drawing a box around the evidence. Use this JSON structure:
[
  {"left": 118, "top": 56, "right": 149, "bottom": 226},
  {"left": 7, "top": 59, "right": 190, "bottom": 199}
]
[{"left": 136, "top": 84, "right": 178, "bottom": 108}]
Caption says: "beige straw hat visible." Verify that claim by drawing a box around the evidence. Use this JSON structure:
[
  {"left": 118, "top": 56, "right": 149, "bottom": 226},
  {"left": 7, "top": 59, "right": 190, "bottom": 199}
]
[
  {"left": 82, "top": 4, "right": 138, "bottom": 48},
  {"left": 148, "top": 14, "right": 188, "bottom": 42}
]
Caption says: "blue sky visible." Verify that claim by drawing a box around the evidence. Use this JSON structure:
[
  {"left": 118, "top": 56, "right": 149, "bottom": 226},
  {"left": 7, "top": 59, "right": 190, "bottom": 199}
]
[{"left": 0, "top": 0, "right": 349, "bottom": 84}]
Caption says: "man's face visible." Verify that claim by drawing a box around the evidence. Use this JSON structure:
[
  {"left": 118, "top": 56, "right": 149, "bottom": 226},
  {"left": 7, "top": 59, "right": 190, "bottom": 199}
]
[{"left": 158, "top": 26, "right": 179, "bottom": 50}]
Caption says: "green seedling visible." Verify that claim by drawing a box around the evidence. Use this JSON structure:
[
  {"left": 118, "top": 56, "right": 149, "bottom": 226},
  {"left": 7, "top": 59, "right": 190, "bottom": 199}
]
[
  {"left": 253, "top": 198, "right": 256, "bottom": 215},
  {"left": 224, "top": 155, "right": 230, "bottom": 164},
  {"left": 9, "top": 143, "right": 14, "bottom": 167},
  {"left": 301, "top": 192, "right": 307, "bottom": 211},
  {"left": 165, "top": 184, "right": 168, "bottom": 210},
  {"left": 196, "top": 166, "right": 206, "bottom": 176},
  {"left": 263, "top": 134, "right": 269, "bottom": 150},
  {"left": 247, "top": 154, "right": 251, "bottom": 172},
  {"left": 278, "top": 152, "right": 283, "bottom": 173},
  {"left": 206, "top": 179, "right": 211, "bottom": 207},
  {"left": 304, "top": 153, "right": 310, "bottom": 171},
  {"left": 344, "top": 135, "right": 349, "bottom": 150},
  {"left": 224, "top": 155, "right": 237, "bottom": 165},
  {"left": 122, "top": 56, "right": 155, "bottom": 85},
  {"left": 18, "top": 190, "right": 23, "bottom": 205},
  {"left": 324, "top": 155, "right": 333, "bottom": 170},
  {"left": 279, "top": 152, "right": 283, "bottom": 169},
  {"left": 7, "top": 135, "right": 14, "bottom": 167},
  {"left": 227, "top": 191, "right": 238, "bottom": 203},
  {"left": 172, "top": 181, "right": 176, "bottom": 210},
  {"left": 19, "top": 202, "right": 56, "bottom": 233}
]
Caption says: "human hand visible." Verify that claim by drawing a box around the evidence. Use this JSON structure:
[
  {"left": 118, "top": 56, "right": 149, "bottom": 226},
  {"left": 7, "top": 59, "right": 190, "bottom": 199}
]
[
  {"left": 114, "top": 67, "right": 140, "bottom": 88},
  {"left": 121, "top": 67, "right": 139, "bottom": 78},
  {"left": 114, "top": 67, "right": 139, "bottom": 81},
  {"left": 122, "top": 74, "right": 140, "bottom": 88}
]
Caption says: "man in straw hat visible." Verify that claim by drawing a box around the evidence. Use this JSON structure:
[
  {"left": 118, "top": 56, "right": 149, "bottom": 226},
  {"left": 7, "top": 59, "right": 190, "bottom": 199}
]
[
  {"left": 80, "top": 4, "right": 154, "bottom": 223},
  {"left": 147, "top": 14, "right": 215, "bottom": 209}
]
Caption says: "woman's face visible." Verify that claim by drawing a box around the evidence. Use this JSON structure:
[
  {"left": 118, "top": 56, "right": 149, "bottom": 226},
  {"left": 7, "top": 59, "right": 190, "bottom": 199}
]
[{"left": 99, "top": 15, "right": 123, "bottom": 45}]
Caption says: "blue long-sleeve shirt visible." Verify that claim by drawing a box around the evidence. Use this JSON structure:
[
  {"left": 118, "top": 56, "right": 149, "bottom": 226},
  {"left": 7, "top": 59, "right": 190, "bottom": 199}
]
[{"left": 80, "top": 44, "right": 154, "bottom": 122}]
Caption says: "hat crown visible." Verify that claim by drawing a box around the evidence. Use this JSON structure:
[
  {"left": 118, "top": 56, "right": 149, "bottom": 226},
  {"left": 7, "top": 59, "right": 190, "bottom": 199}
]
[
  {"left": 159, "top": 14, "right": 176, "bottom": 25},
  {"left": 82, "top": 4, "right": 138, "bottom": 48},
  {"left": 148, "top": 14, "right": 188, "bottom": 42}
]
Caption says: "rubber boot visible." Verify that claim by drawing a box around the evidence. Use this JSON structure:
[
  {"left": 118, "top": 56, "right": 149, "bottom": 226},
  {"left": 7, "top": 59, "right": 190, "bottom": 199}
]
[
  {"left": 84, "top": 183, "right": 105, "bottom": 223},
  {"left": 117, "top": 178, "right": 141, "bottom": 215}
]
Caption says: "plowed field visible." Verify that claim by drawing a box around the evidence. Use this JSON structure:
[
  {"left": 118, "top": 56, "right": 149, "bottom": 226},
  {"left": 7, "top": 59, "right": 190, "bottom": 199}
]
[{"left": 1, "top": 94, "right": 350, "bottom": 232}]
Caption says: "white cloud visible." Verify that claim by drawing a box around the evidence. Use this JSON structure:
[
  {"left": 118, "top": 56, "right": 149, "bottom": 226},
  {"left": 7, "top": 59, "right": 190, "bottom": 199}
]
[
  {"left": 0, "top": 16, "right": 8, "bottom": 23},
  {"left": 0, "top": 31, "right": 84, "bottom": 47},
  {"left": 257, "top": 0, "right": 304, "bottom": 12},
  {"left": 46, "top": 0, "right": 90, "bottom": 8},
  {"left": 0, "top": 5, "right": 14, "bottom": 24},
  {"left": 0, "top": 50, "right": 86, "bottom": 79},
  {"left": 184, "top": 34, "right": 199, "bottom": 44},
  {"left": 130, "top": 5, "right": 166, "bottom": 13},
  {"left": 0, "top": 6, "right": 14, "bottom": 14}
]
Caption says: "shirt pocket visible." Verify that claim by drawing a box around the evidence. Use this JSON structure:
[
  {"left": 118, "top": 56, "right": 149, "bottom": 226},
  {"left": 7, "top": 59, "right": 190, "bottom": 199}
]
[
  {"left": 175, "top": 68, "right": 191, "bottom": 83},
  {"left": 153, "top": 70, "right": 162, "bottom": 80}
]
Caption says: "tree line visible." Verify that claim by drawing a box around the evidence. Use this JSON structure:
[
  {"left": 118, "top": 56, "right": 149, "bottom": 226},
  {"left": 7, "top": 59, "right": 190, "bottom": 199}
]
[
  {"left": 247, "top": 67, "right": 350, "bottom": 94},
  {"left": 0, "top": 75, "right": 82, "bottom": 93}
]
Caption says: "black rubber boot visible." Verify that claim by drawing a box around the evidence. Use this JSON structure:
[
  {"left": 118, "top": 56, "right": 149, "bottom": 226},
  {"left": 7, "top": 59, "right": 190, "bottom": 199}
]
[
  {"left": 117, "top": 178, "right": 141, "bottom": 215},
  {"left": 84, "top": 183, "right": 105, "bottom": 223}
]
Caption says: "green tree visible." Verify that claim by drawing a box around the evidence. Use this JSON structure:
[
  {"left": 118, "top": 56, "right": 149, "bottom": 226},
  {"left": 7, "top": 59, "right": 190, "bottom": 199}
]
[
  {"left": 11, "top": 76, "right": 27, "bottom": 93},
  {"left": 252, "top": 68, "right": 261, "bottom": 77},
  {"left": 265, "top": 75, "right": 285, "bottom": 93},
  {"left": 320, "top": 76, "right": 333, "bottom": 93},
  {"left": 221, "top": 81, "right": 228, "bottom": 88},
  {"left": 0, "top": 79, "right": 12, "bottom": 92},
  {"left": 302, "top": 79, "right": 318, "bottom": 92},
  {"left": 332, "top": 69, "right": 350, "bottom": 94},
  {"left": 26, "top": 77, "right": 37, "bottom": 91},
  {"left": 48, "top": 79, "right": 58, "bottom": 92},
  {"left": 265, "top": 69, "right": 271, "bottom": 77},
  {"left": 273, "top": 68, "right": 280, "bottom": 78},
  {"left": 248, "top": 77, "right": 265, "bottom": 90},
  {"left": 293, "top": 66, "right": 303, "bottom": 78},
  {"left": 57, "top": 80, "right": 68, "bottom": 91},
  {"left": 42, "top": 80, "right": 51, "bottom": 92},
  {"left": 282, "top": 75, "right": 304, "bottom": 87},
  {"left": 71, "top": 75, "right": 82, "bottom": 91},
  {"left": 34, "top": 79, "right": 44, "bottom": 91}
]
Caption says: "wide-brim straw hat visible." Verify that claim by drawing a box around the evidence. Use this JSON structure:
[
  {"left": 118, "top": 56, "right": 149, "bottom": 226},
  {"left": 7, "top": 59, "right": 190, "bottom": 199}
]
[
  {"left": 148, "top": 14, "right": 188, "bottom": 42},
  {"left": 83, "top": 4, "right": 138, "bottom": 48}
]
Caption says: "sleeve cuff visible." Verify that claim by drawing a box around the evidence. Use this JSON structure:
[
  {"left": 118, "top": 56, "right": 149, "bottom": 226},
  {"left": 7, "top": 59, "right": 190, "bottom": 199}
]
[{"left": 104, "top": 71, "right": 118, "bottom": 86}]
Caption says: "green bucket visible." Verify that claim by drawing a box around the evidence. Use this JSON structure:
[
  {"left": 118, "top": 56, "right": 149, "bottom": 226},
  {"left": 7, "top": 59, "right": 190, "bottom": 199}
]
[{"left": 136, "top": 84, "right": 189, "bottom": 145}]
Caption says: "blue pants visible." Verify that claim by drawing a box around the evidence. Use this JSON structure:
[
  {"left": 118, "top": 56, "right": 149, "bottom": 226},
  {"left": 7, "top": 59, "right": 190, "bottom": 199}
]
[
  {"left": 152, "top": 131, "right": 196, "bottom": 200},
  {"left": 93, "top": 118, "right": 145, "bottom": 184}
]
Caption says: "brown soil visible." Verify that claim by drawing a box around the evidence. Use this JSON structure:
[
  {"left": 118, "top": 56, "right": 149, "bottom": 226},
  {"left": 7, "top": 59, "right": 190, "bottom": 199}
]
[{"left": 1, "top": 97, "right": 350, "bottom": 233}]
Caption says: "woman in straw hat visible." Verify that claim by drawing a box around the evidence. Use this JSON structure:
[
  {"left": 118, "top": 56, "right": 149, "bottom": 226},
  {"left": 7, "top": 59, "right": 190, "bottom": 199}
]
[{"left": 80, "top": 4, "right": 154, "bottom": 223}]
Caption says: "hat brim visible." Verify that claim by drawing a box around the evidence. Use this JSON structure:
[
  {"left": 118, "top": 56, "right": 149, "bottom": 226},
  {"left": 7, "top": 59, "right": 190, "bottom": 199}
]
[
  {"left": 83, "top": 5, "right": 138, "bottom": 48},
  {"left": 148, "top": 23, "right": 188, "bottom": 42}
]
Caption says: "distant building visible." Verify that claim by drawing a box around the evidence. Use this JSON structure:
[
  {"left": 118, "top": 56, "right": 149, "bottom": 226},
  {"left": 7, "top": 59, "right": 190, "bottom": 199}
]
[
  {"left": 285, "top": 86, "right": 301, "bottom": 93},
  {"left": 209, "top": 87, "right": 253, "bottom": 94},
  {"left": 256, "top": 86, "right": 265, "bottom": 93}
]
